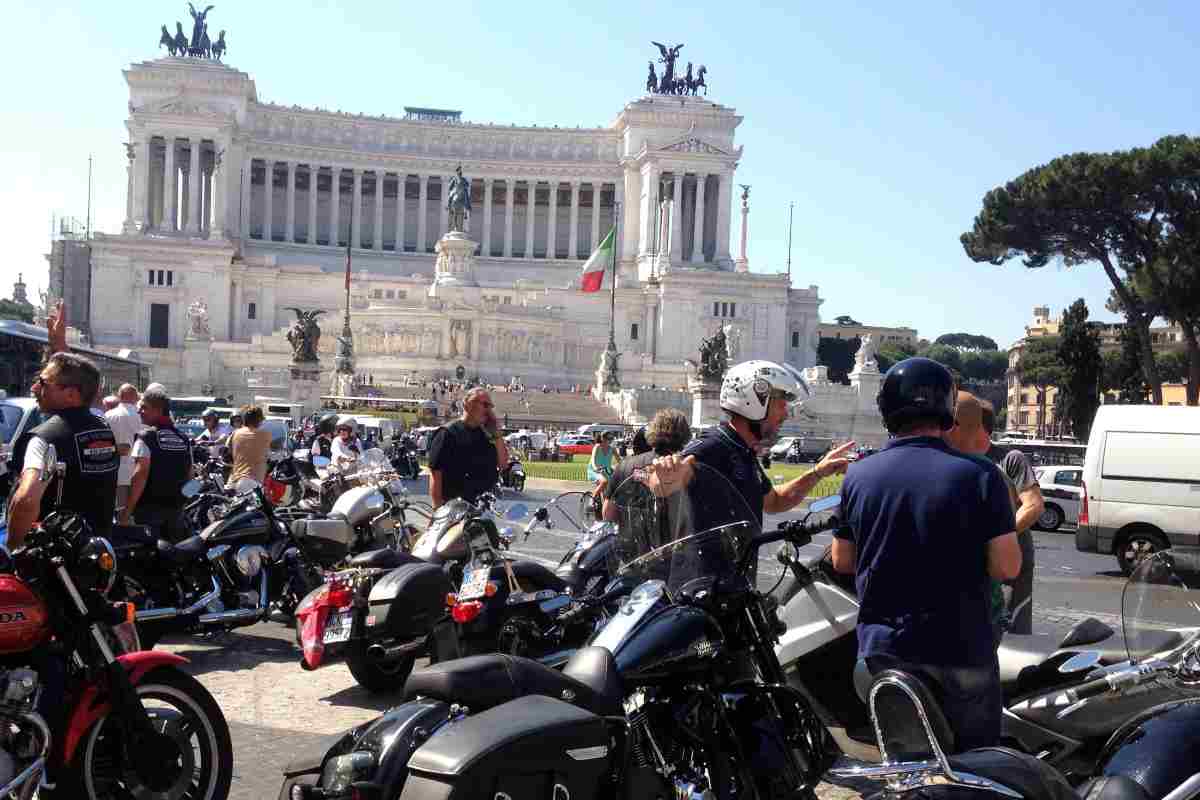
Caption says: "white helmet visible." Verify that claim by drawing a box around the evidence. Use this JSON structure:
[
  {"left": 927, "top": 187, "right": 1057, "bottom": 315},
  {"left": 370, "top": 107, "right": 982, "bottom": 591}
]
[{"left": 720, "top": 360, "right": 809, "bottom": 422}]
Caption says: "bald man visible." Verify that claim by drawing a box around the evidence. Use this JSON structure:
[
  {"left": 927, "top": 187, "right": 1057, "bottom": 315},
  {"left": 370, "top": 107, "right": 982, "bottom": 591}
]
[
  {"left": 946, "top": 391, "right": 1043, "bottom": 636},
  {"left": 428, "top": 388, "right": 508, "bottom": 508},
  {"left": 105, "top": 383, "right": 142, "bottom": 512}
]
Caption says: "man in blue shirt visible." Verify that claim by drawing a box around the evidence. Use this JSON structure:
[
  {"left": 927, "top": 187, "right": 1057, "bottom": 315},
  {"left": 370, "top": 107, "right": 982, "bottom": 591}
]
[{"left": 832, "top": 357, "right": 1021, "bottom": 751}]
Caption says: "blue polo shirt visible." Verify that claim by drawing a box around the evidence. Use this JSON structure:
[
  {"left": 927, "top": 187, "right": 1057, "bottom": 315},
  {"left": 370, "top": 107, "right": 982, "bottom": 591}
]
[
  {"left": 836, "top": 436, "right": 1015, "bottom": 667},
  {"left": 683, "top": 423, "right": 772, "bottom": 529}
]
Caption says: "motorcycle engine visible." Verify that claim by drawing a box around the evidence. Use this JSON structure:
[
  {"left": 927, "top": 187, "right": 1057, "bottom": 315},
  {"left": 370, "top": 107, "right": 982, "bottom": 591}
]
[{"left": 0, "top": 668, "right": 43, "bottom": 787}]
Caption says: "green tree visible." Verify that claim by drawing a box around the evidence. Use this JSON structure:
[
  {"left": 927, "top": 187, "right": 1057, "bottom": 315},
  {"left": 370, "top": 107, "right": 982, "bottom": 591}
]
[
  {"left": 1157, "top": 351, "right": 1190, "bottom": 384},
  {"left": 833, "top": 315, "right": 861, "bottom": 326},
  {"left": 934, "top": 332, "right": 999, "bottom": 351},
  {"left": 1018, "top": 336, "right": 1064, "bottom": 437},
  {"left": 0, "top": 299, "right": 34, "bottom": 323},
  {"left": 817, "top": 337, "right": 859, "bottom": 383},
  {"left": 1101, "top": 324, "right": 1149, "bottom": 403},
  {"left": 958, "top": 139, "right": 1200, "bottom": 404},
  {"left": 876, "top": 342, "right": 917, "bottom": 373},
  {"left": 1056, "top": 299, "right": 1102, "bottom": 441},
  {"left": 959, "top": 349, "right": 1008, "bottom": 382},
  {"left": 921, "top": 343, "right": 962, "bottom": 373}
]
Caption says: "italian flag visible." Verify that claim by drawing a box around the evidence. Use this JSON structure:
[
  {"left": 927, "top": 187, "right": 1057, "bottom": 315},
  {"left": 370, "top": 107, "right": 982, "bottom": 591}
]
[{"left": 579, "top": 227, "right": 615, "bottom": 293}]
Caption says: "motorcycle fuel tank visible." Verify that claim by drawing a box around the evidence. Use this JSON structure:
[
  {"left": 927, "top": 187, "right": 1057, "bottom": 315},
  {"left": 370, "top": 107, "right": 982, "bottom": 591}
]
[
  {"left": 201, "top": 508, "right": 271, "bottom": 545},
  {"left": 331, "top": 486, "right": 386, "bottom": 527},
  {"left": 0, "top": 576, "right": 50, "bottom": 654},
  {"left": 1097, "top": 699, "right": 1200, "bottom": 799}
]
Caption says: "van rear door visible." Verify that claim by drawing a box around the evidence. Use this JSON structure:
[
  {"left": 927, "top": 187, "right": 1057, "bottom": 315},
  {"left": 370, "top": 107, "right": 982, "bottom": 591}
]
[{"left": 1097, "top": 430, "right": 1200, "bottom": 551}]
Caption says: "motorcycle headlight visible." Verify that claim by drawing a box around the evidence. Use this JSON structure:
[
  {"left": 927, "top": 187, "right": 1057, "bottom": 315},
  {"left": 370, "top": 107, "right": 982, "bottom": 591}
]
[
  {"left": 75, "top": 536, "right": 118, "bottom": 595},
  {"left": 235, "top": 545, "right": 267, "bottom": 578},
  {"left": 320, "top": 751, "right": 376, "bottom": 794}
]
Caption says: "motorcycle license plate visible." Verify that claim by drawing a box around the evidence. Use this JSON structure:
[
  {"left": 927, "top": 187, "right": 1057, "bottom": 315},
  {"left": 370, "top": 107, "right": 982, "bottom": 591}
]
[
  {"left": 323, "top": 611, "right": 354, "bottom": 644},
  {"left": 459, "top": 567, "right": 490, "bottom": 600}
]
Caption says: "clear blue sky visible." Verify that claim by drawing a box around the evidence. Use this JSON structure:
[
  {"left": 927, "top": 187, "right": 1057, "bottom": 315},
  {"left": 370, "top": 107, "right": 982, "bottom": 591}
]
[{"left": 5, "top": 0, "right": 1198, "bottom": 347}]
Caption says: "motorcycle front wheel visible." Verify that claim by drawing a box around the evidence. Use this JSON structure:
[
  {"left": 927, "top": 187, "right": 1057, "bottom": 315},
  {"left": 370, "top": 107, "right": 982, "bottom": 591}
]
[{"left": 65, "top": 667, "right": 233, "bottom": 800}]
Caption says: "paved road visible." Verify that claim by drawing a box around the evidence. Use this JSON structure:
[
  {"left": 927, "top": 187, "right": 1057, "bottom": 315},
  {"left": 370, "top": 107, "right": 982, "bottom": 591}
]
[{"left": 159, "top": 481, "right": 1125, "bottom": 799}]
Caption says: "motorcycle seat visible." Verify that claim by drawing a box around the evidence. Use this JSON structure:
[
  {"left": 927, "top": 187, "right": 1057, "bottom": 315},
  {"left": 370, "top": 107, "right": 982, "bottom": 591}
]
[
  {"left": 157, "top": 534, "right": 209, "bottom": 564},
  {"left": 346, "top": 548, "right": 422, "bottom": 569},
  {"left": 1075, "top": 775, "right": 1154, "bottom": 800},
  {"left": 945, "top": 747, "right": 1077, "bottom": 800},
  {"left": 405, "top": 648, "right": 622, "bottom": 718},
  {"left": 508, "top": 560, "right": 568, "bottom": 593}
]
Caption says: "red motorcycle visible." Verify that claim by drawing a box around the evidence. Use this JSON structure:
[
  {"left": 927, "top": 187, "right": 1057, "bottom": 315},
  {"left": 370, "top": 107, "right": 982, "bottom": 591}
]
[{"left": 0, "top": 447, "right": 232, "bottom": 799}]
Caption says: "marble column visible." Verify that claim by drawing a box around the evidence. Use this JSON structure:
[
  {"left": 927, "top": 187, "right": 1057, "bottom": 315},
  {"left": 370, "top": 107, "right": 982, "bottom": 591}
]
[
  {"left": 161, "top": 138, "right": 177, "bottom": 232},
  {"left": 186, "top": 139, "right": 203, "bottom": 234},
  {"left": 261, "top": 282, "right": 277, "bottom": 336},
  {"left": 568, "top": 181, "right": 580, "bottom": 259},
  {"left": 201, "top": 159, "right": 212, "bottom": 233},
  {"left": 669, "top": 172, "right": 683, "bottom": 262},
  {"left": 330, "top": 167, "right": 341, "bottom": 246},
  {"left": 503, "top": 179, "right": 514, "bottom": 257},
  {"left": 439, "top": 174, "right": 450, "bottom": 236},
  {"left": 416, "top": 174, "right": 428, "bottom": 252},
  {"left": 691, "top": 173, "right": 707, "bottom": 264},
  {"left": 547, "top": 180, "right": 559, "bottom": 258},
  {"left": 210, "top": 142, "right": 226, "bottom": 239},
  {"left": 231, "top": 280, "right": 243, "bottom": 341},
  {"left": 240, "top": 156, "right": 253, "bottom": 239},
  {"left": 394, "top": 174, "right": 407, "bottom": 251},
  {"left": 524, "top": 180, "right": 537, "bottom": 258},
  {"left": 637, "top": 165, "right": 659, "bottom": 256},
  {"left": 123, "top": 144, "right": 136, "bottom": 233},
  {"left": 285, "top": 162, "right": 297, "bottom": 242},
  {"left": 307, "top": 165, "right": 319, "bottom": 244},
  {"left": 263, "top": 160, "right": 275, "bottom": 243},
  {"left": 621, "top": 168, "right": 640, "bottom": 263},
  {"left": 589, "top": 182, "right": 602, "bottom": 255},
  {"left": 715, "top": 171, "right": 733, "bottom": 263},
  {"left": 482, "top": 178, "right": 494, "bottom": 256},
  {"left": 372, "top": 171, "right": 384, "bottom": 249},
  {"left": 614, "top": 179, "right": 625, "bottom": 253},
  {"left": 351, "top": 168, "right": 363, "bottom": 248}
]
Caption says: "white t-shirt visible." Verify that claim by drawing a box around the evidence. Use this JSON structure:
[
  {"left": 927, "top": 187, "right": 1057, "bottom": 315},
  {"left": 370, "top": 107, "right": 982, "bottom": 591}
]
[
  {"left": 105, "top": 403, "right": 142, "bottom": 486},
  {"left": 197, "top": 424, "right": 232, "bottom": 457},
  {"left": 21, "top": 435, "right": 50, "bottom": 475},
  {"left": 331, "top": 436, "right": 361, "bottom": 464}
]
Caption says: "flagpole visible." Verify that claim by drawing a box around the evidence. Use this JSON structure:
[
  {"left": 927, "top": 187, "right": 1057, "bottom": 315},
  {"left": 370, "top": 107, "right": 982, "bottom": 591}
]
[{"left": 609, "top": 200, "right": 620, "bottom": 347}]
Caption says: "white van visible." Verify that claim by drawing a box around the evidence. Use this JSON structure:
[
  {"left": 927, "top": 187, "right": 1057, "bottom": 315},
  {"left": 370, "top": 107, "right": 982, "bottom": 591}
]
[
  {"left": 255, "top": 397, "right": 305, "bottom": 426},
  {"left": 1075, "top": 406, "right": 1200, "bottom": 575},
  {"left": 577, "top": 423, "right": 626, "bottom": 438}
]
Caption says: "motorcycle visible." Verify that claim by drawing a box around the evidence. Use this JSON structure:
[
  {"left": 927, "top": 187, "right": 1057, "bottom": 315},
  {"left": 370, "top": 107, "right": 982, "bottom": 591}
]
[
  {"left": 388, "top": 435, "right": 422, "bottom": 480},
  {"left": 499, "top": 456, "right": 526, "bottom": 493},
  {"left": 294, "top": 492, "right": 588, "bottom": 693},
  {"left": 282, "top": 464, "right": 843, "bottom": 800},
  {"left": 773, "top": 540, "right": 1182, "bottom": 776},
  {"left": 828, "top": 548, "right": 1200, "bottom": 800},
  {"left": 1, "top": 444, "right": 232, "bottom": 799}
]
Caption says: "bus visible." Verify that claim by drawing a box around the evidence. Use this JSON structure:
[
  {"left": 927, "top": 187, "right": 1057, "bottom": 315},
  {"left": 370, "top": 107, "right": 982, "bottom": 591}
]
[
  {"left": 0, "top": 319, "right": 149, "bottom": 399},
  {"left": 992, "top": 439, "right": 1087, "bottom": 467}
]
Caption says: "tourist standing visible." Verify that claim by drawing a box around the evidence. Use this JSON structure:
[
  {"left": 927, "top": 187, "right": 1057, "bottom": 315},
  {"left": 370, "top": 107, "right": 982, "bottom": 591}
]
[
  {"left": 105, "top": 383, "right": 142, "bottom": 513},
  {"left": 228, "top": 405, "right": 271, "bottom": 491},
  {"left": 428, "top": 388, "right": 507, "bottom": 507}
]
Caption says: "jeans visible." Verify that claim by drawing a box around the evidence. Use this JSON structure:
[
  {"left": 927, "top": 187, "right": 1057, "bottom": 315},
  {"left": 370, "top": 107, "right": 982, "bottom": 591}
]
[
  {"left": 133, "top": 504, "right": 189, "bottom": 543},
  {"left": 1006, "top": 530, "right": 1035, "bottom": 635},
  {"left": 866, "top": 654, "right": 1002, "bottom": 752}
]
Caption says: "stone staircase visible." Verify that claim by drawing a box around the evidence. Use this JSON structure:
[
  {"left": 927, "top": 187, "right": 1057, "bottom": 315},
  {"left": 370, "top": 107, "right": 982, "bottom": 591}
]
[{"left": 487, "top": 388, "right": 624, "bottom": 429}]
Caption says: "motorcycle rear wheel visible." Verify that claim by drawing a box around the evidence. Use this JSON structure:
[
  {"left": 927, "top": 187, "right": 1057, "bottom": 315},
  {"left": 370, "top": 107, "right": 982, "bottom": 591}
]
[
  {"left": 346, "top": 643, "right": 415, "bottom": 693},
  {"left": 63, "top": 667, "right": 233, "bottom": 800}
]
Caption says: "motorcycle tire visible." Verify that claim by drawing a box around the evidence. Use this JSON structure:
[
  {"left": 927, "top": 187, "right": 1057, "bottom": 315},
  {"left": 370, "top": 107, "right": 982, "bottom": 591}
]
[
  {"left": 346, "top": 643, "right": 415, "bottom": 693},
  {"left": 62, "top": 666, "right": 233, "bottom": 800},
  {"left": 514, "top": 476, "right": 525, "bottom": 493}
]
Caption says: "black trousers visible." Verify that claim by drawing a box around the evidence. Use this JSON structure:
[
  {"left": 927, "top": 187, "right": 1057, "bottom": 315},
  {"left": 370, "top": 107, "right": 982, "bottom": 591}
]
[{"left": 133, "top": 504, "right": 189, "bottom": 542}]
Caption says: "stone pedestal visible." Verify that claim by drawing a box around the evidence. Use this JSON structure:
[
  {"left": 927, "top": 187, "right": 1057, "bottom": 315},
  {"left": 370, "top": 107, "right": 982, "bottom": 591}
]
[
  {"left": 433, "top": 231, "right": 478, "bottom": 286},
  {"left": 691, "top": 382, "right": 723, "bottom": 429},
  {"left": 289, "top": 361, "right": 322, "bottom": 416},
  {"left": 182, "top": 339, "right": 212, "bottom": 391}
]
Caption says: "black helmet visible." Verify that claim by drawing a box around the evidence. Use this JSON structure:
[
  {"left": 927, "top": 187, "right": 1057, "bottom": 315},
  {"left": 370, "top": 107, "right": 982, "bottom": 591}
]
[
  {"left": 317, "top": 412, "right": 339, "bottom": 436},
  {"left": 877, "top": 357, "right": 956, "bottom": 434}
]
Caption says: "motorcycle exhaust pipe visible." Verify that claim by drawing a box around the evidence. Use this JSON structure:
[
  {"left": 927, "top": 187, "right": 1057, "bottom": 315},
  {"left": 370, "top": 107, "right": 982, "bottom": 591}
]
[
  {"left": 198, "top": 571, "right": 269, "bottom": 627},
  {"left": 134, "top": 576, "right": 222, "bottom": 623},
  {"left": 366, "top": 637, "right": 424, "bottom": 664}
]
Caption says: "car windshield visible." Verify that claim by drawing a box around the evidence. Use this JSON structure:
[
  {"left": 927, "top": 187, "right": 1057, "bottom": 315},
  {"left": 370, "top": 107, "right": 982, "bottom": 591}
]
[
  {"left": 608, "top": 462, "right": 761, "bottom": 596},
  {"left": 1121, "top": 549, "right": 1200, "bottom": 662}
]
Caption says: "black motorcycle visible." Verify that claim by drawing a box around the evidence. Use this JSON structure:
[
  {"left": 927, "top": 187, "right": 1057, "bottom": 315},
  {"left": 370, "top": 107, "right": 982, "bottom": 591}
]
[
  {"left": 388, "top": 435, "right": 422, "bottom": 480},
  {"left": 828, "top": 548, "right": 1200, "bottom": 800},
  {"left": 282, "top": 464, "right": 843, "bottom": 800}
]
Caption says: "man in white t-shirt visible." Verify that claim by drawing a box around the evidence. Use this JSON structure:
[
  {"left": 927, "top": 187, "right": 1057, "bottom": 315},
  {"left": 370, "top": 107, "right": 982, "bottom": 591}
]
[
  {"left": 331, "top": 419, "right": 362, "bottom": 467},
  {"left": 104, "top": 384, "right": 142, "bottom": 512}
]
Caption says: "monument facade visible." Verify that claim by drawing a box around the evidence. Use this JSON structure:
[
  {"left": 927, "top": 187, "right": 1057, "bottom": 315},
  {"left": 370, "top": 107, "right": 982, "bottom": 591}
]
[{"left": 84, "top": 40, "right": 821, "bottom": 398}]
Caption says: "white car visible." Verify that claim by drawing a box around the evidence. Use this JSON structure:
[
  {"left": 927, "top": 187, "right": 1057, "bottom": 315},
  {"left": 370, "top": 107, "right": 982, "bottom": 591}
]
[
  {"left": 769, "top": 437, "right": 798, "bottom": 459},
  {"left": 1034, "top": 465, "right": 1082, "bottom": 532}
]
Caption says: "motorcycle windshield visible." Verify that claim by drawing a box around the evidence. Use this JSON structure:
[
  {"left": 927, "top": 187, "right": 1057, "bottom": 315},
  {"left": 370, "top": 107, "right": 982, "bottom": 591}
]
[
  {"left": 609, "top": 462, "right": 760, "bottom": 597},
  {"left": 358, "top": 447, "right": 389, "bottom": 474},
  {"left": 543, "top": 491, "right": 594, "bottom": 534},
  {"left": 1121, "top": 549, "right": 1200, "bottom": 663}
]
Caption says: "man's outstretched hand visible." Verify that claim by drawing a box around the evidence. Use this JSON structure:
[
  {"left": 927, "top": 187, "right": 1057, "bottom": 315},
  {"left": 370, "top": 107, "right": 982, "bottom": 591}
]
[
  {"left": 46, "top": 300, "right": 66, "bottom": 355},
  {"left": 815, "top": 440, "right": 857, "bottom": 479}
]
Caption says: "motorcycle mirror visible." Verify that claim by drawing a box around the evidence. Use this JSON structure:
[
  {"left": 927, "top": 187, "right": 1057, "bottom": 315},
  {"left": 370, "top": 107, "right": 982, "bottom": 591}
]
[
  {"left": 40, "top": 444, "right": 58, "bottom": 483},
  {"left": 1058, "top": 651, "right": 1103, "bottom": 674},
  {"left": 181, "top": 479, "right": 202, "bottom": 499},
  {"left": 313, "top": 455, "right": 331, "bottom": 469},
  {"left": 505, "top": 503, "right": 530, "bottom": 521},
  {"left": 808, "top": 495, "right": 841, "bottom": 515}
]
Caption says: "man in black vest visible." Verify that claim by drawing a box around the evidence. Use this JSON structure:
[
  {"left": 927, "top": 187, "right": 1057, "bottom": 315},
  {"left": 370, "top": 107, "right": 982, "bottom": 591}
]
[
  {"left": 6, "top": 352, "right": 118, "bottom": 548},
  {"left": 119, "top": 389, "right": 193, "bottom": 541}
]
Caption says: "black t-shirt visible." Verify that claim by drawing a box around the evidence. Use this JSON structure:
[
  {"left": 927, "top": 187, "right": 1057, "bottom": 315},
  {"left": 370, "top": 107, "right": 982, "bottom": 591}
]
[
  {"left": 428, "top": 421, "right": 499, "bottom": 503},
  {"left": 682, "top": 423, "right": 772, "bottom": 528}
]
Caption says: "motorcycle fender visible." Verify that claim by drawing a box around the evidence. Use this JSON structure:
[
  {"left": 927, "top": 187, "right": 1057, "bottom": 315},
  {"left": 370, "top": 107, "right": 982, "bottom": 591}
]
[{"left": 62, "top": 651, "right": 190, "bottom": 764}]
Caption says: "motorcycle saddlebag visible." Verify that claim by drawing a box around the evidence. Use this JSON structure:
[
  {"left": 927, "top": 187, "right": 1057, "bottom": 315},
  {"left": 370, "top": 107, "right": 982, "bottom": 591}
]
[
  {"left": 291, "top": 518, "right": 354, "bottom": 564},
  {"left": 401, "top": 695, "right": 609, "bottom": 800},
  {"left": 367, "top": 562, "right": 454, "bottom": 639}
]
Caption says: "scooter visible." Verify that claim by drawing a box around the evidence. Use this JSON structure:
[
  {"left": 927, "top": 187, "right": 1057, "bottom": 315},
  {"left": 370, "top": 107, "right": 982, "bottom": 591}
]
[{"left": 499, "top": 456, "right": 526, "bottom": 493}]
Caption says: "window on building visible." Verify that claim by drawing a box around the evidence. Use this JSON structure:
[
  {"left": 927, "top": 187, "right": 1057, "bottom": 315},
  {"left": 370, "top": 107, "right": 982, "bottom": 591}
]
[
  {"left": 248, "top": 302, "right": 256, "bottom": 320},
  {"left": 148, "top": 270, "right": 154, "bottom": 285},
  {"left": 157, "top": 270, "right": 164, "bottom": 286},
  {"left": 385, "top": 289, "right": 395, "bottom": 299},
  {"left": 630, "top": 323, "right": 639, "bottom": 341},
  {"left": 503, "top": 296, "right": 512, "bottom": 304},
  {"left": 791, "top": 331, "right": 800, "bottom": 348},
  {"left": 729, "top": 302, "right": 735, "bottom": 317},
  {"left": 1020, "top": 392, "right": 1030, "bottom": 405},
  {"left": 166, "top": 270, "right": 173, "bottom": 286},
  {"left": 1019, "top": 411, "right": 1030, "bottom": 426},
  {"left": 372, "top": 289, "right": 383, "bottom": 299},
  {"left": 713, "top": 301, "right": 720, "bottom": 317},
  {"left": 396, "top": 290, "right": 407, "bottom": 299}
]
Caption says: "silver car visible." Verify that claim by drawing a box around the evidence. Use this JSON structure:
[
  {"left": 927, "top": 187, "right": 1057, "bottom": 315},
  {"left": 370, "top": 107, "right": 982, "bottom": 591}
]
[{"left": 1034, "top": 465, "right": 1082, "bottom": 531}]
